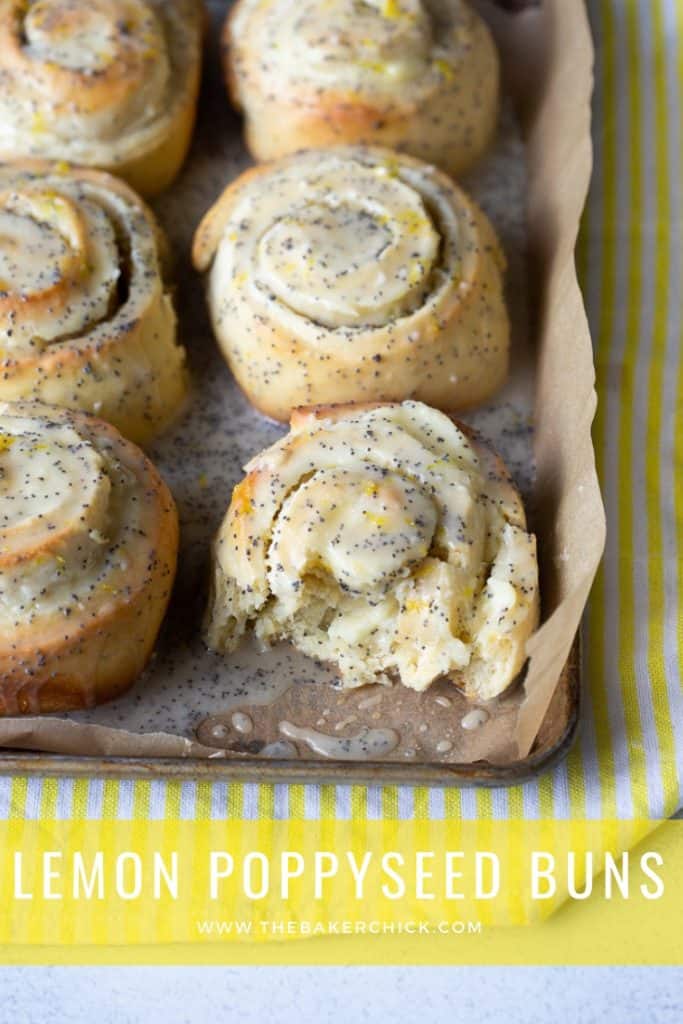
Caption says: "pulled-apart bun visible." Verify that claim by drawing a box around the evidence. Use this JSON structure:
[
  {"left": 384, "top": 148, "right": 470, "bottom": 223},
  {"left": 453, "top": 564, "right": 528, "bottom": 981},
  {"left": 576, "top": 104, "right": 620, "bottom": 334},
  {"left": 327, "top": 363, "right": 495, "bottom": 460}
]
[{"left": 206, "top": 401, "right": 539, "bottom": 702}]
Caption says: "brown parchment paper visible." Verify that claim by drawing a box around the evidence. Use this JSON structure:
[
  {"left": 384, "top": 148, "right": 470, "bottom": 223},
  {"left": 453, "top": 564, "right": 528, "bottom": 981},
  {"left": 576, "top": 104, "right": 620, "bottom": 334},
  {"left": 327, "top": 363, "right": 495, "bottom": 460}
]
[{"left": 0, "top": 0, "right": 605, "bottom": 775}]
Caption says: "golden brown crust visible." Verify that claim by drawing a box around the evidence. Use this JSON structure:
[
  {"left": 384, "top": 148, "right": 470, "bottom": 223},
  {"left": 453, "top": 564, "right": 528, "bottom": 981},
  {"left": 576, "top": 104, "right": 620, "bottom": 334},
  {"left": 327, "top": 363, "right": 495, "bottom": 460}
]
[
  {"left": 0, "top": 160, "right": 187, "bottom": 445},
  {"left": 0, "top": 0, "right": 204, "bottom": 198},
  {"left": 0, "top": 402, "right": 178, "bottom": 715},
  {"left": 112, "top": 82, "right": 200, "bottom": 197},
  {"left": 223, "top": 0, "right": 499, "bottom": 176}
]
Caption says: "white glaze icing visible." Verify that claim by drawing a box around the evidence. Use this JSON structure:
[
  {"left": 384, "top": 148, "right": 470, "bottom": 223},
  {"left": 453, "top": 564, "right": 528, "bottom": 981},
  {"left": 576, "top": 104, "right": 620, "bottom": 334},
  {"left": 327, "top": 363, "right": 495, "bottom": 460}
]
[
  {"left": 207, "top": 401, "right": 539, "bottom": 702},
  {"left": 231, "top": 711, "right": 253, "bottom": 734},
  {"left": 461, "top": 708, "right": 490, "bottom": 731},
  {"left": 279, "top": 720, "right": 400, "bottom": 760}
]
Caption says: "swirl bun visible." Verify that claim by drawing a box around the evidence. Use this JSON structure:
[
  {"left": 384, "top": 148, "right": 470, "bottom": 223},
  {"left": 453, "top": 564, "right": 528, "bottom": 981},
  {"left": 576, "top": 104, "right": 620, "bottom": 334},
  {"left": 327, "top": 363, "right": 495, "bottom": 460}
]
[
  {"left": 0, "top": 401, "right": 178, "bottom": 714},
  {"left": 225, "top": 0, "right": 499, "bottom": 176},
  {"left": 206, "top": 401, "right": 539, "bottom": 702},
  {"left": 193, "top": 147, "right": 509, "bottom": 422},
  {"left": 0, "top": 0, "right": 203, "bottom": 196},
  {"left": 0, "top": 161, "right": 188, "bottom": 445}
]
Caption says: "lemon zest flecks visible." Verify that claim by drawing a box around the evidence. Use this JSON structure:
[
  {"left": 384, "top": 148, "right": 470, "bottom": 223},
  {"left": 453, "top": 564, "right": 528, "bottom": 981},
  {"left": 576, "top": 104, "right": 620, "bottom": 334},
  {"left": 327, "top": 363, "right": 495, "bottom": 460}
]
[
  {"left": 407, "top": 261, "right": 423, "bottom": 285},
  {"left": 232, "top": 482, "right": 253, "bottom": 516},
  {"left": 31, "top": 111, "right": 47, "bottom": 133},
  {"left": 433, "top": 58, "right": 455, "bottom": 81},
  {"left": 382, "top": 0, "right": 402, "bottom": 18},
  {"left": 373, "top": 160, "right": 400, "bottom": 180},
  {"left": 396, "top": 208, "right": 429, "bottom": 235},
  {"left": 357, "top": 59, "right": 385, "bottom": 74}
]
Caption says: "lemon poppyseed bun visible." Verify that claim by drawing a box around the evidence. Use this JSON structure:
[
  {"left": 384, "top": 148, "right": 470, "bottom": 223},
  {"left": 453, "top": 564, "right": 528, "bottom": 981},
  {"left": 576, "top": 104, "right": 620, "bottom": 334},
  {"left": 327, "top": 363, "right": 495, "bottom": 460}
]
[
  {"left": 224, "top": 0, "right": 499, "bottom": 177},
  {"left": 0, "top": 401, "right": 179, "bottom": 714},
  {"left": 205, "top": 401, "right": 539, "bottom": 703},
  {"left": 0, "top": 0, "right": 203, "bottom": 197},
  {"left": 0, "top": 161, "right": 188, "bottom": 446},
  {"left": 193, "top": 146, "right": 509, "bottom": 422}
]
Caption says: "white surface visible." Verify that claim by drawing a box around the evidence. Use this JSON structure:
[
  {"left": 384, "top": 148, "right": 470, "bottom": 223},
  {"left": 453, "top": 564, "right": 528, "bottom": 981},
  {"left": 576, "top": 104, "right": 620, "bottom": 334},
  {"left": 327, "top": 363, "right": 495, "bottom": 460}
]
[{"left": 0, "top": 967, "right": 681, "bottom": 1023}]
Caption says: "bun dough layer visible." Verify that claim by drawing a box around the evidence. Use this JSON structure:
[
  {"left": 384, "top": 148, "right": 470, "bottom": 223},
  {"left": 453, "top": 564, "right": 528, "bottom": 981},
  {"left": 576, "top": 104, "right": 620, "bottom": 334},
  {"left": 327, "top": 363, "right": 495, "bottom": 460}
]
[
  {"left": 193, "top": 146, "right": 509, "bottom": 422},
  {"left": 205, "top": 401, "right": 539, "bottom": 702},
  {"left": 0, "top": 161, "right": 188, "bottom": 446},
  {"left": 0, "top": 0, "right": 203, "bottom": 197},
  {"left": 225, "top": 0, "right": 499, "bottom": 177},
  {"left": 0, "top": 401, "right": 178, "bottom": 714}
]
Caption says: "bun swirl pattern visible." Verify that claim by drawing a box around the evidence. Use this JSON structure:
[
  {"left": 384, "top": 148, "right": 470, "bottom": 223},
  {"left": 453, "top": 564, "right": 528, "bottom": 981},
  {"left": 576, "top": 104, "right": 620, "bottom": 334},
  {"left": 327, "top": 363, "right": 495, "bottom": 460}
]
[
  {"left": 0, "top": 161, "right": 187, "bottom": 445},
  {"left": 193, "top": 147, "right": 509, "bottom": 422},
  {"left": 225, "top": 0, "right": 499, "bottom": 176},
  {"left": 0, "top": 0, "right": 203, "bottom": 196},
  {"left": 0, "top": 401, "right": 178, "bottom": 714},
  {"left": 206, "top": 401, "right": 539, "bottom": 702}
]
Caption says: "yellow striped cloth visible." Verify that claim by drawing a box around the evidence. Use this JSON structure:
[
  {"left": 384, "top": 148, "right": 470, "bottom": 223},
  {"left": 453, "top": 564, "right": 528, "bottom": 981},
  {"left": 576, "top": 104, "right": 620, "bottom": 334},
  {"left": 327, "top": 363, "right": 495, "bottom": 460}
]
[{"left": 0, "top": 0, "right": 680, "bottom": 828}]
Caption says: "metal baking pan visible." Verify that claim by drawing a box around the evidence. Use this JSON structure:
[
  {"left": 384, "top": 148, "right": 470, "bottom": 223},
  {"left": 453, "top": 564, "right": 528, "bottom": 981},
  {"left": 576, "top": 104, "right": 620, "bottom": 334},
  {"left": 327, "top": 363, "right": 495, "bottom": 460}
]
[
  {"left": 0, "top": 0, "right": 599, "bottom": 784},
  {"left": 0, "top": 638, "right": 579, "bottom": 784}
]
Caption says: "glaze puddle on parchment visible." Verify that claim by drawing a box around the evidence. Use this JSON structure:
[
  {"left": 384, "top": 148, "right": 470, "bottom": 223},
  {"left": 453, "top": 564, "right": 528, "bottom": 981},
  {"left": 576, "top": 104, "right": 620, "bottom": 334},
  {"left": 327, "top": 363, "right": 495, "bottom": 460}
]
[{"left": 279, "top": 722, "right": 400, "bottom": 760}]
